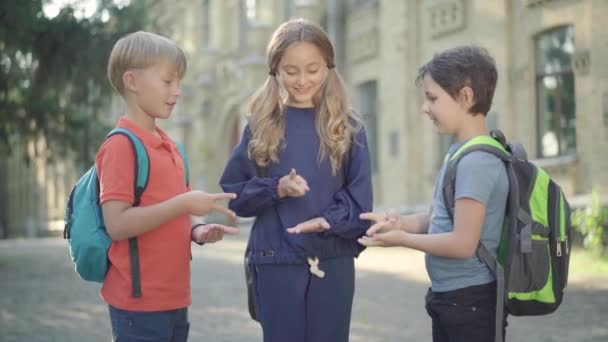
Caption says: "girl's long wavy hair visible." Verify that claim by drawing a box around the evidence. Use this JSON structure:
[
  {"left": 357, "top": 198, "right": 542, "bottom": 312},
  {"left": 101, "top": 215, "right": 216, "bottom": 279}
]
[{"left": 247, "top": 18, "right": 362, "bottom": 174}]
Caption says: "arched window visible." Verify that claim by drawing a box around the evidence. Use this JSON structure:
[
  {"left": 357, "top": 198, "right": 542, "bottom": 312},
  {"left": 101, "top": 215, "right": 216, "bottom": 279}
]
[{"left": 535, "top": 26, "right": 576, "bottom": 158}]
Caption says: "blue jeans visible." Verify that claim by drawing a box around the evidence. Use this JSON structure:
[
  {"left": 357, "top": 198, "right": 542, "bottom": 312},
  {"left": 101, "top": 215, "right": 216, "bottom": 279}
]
[{"left": 109, "top": 305, "right": 190, "bottom": 342}]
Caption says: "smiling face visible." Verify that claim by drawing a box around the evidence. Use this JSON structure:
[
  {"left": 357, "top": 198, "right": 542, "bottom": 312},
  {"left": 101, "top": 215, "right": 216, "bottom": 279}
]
[
  {"left": 420, "top": 74, "right": 469, "bottom": 136},
  {"left": 131, "top": 61, "right": 182, "bottom": 120},
  {"left": 277, "top": 41, "right": 327, "bottom": 108}
]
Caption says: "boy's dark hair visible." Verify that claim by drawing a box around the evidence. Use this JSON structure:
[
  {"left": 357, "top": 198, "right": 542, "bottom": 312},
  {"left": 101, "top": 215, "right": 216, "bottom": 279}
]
[{"left": 416, "top": 46, "right": 497, "bottom": 116}]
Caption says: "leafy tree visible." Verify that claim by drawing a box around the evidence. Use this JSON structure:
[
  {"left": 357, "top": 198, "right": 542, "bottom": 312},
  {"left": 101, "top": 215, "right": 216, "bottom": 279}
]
[{"left": 0, "top": 0, "right": 160, "bottom": 165}]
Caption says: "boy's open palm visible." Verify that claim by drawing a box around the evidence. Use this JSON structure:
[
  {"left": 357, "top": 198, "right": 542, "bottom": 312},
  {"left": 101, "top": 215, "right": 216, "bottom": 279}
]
[
  {"left": 185, "top": 191, "right": 237, "bottom": 218},
  {"left": 192, "top": 223, "right": 239, "bottom": 244},
  {"left": 278, "top": 169, "right": 310, "bottom": 198}
]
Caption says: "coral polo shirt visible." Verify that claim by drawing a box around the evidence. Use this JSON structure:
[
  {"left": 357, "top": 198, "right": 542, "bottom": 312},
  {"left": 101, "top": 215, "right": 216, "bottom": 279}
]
[{"left": 96, "top": 116, "right": 191, "bottom": 311}]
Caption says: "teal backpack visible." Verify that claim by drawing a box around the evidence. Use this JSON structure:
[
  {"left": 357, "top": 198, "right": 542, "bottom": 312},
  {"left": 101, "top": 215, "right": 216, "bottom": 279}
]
[
  {"left": 442, "top": 130, "right": 571, "bottom": 342},
  {"left": 63, "top": 128, "right": 189, "bottom": 298}
]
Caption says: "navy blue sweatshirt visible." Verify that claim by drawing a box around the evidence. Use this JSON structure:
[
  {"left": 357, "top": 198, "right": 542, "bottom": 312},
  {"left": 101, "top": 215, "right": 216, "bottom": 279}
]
[{"left": 219, "top": 106, "right": 373, "bottom": 264}]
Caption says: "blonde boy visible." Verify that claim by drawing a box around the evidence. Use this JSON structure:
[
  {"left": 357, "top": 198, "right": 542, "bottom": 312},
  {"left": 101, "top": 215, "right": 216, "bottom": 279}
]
[{"left": 100, "top": 31, "right": 237, "bottom": 341}]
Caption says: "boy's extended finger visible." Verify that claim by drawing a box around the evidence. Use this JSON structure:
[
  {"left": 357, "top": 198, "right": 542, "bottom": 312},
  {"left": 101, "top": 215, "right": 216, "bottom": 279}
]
[
  {"left": 211, "top": 192, "right": 237, "bottom": 201},
  {"left": 359, "top": 212, "right": 383, "bottom": 222},
  {"left": 357, "top": 236, "right": 380, "bottom": 247},
  {"left": 221, "top": 226, "right": 240, "bottom": 235},
  {"left": 366, "top": 222, "right": 387, "bottom": 236}
]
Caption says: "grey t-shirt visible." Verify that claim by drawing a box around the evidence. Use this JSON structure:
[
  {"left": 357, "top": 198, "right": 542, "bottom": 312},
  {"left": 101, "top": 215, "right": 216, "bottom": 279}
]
[{"left": 425, "top": 139, "right": 509, "bottom": 292}]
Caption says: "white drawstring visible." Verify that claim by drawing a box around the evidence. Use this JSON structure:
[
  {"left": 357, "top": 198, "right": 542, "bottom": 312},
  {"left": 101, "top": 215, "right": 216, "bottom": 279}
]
[{"left": 307, "top": 257, "right": 325, "bottom": 278}]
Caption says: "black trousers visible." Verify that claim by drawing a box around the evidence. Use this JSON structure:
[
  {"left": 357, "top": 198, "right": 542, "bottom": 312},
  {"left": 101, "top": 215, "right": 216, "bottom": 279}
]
[{"left": 425, "top": 282, "right": 508, "bottom": 342}]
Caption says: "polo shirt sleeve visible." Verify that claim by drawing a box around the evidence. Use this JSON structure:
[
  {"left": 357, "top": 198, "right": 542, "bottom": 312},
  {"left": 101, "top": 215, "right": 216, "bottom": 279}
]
[{"left": 97, "top": 134, "right": 136, "bottom": 205}]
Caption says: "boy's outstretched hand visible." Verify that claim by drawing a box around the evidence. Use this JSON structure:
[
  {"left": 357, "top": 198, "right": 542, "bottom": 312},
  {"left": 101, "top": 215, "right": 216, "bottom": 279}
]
[
  {"left": 192, "top": 223, "right": 239, "bottom": 244},
  {"left": 286, "top": 217, "right": 330, "bottom": 234},
  {"left": 357, "top": 230, "right": 407, "bottom": 247},
  {"left": 184, "top": 191, "right": 237, "bottom": 218},
  {"left": 358, "top": 210, "right": 406, "bottom": 247},
  {"left": 359, "top": 210, "right": 401, "bottom": 235}
]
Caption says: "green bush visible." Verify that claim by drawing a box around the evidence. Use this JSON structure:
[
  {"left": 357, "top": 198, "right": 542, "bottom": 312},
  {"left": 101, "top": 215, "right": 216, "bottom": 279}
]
[{"left": 571, "top": 189, "right": 607, "bottom": 256}]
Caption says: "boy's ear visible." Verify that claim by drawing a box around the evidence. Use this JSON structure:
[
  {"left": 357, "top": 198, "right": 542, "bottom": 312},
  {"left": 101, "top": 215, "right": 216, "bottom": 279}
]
[
  {"left": 123, "top": 70, "right": 138, "bottom": 93},
  {"left": 458, "top": 86, "right": 475, "bottom": 112}
]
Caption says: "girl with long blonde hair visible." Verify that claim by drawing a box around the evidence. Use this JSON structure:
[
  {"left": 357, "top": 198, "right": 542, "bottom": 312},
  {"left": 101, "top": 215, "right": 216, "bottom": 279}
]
[{"left": 220, "top": 18, "right": 373, "bottom": 342}]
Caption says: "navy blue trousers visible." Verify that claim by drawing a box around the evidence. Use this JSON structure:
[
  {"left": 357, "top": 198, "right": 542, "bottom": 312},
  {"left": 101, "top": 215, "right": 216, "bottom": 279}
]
[{"left": 255, "top": 256, "right": 355, "bottom": 342}]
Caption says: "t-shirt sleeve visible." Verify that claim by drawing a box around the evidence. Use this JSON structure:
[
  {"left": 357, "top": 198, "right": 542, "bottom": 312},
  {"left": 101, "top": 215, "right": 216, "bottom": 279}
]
[
  {"left": 454, "top": 152, "right": 504, "bottom": 206},
  {"left": 97, "top": 135, "right": 136, "bottom": 205}
]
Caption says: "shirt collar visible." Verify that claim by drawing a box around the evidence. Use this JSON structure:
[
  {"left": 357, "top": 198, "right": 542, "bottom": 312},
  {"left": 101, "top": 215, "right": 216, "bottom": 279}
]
[{"left": 116, "top": 116, "right": 173, "bottom": 149}]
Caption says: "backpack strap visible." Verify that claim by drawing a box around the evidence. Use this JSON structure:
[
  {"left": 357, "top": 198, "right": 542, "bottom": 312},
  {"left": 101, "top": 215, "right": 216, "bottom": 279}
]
[
  {"left": 105, "top": 128, "right": 150, "bottom": 298},
  {"left": 106, "top": 128, "right": 150, "bottom": 204},
  {"left": 477, "top": 243, "right": 506, "bottom": 342},
  {"left": 478, "top": 160, "right": 521, "bottom": 342},
  {"left": 175, "top": 142, "right": 190, "bottom": 186},
  {"left": 441, "top": 135, "right": 510, "bottom": 221}
]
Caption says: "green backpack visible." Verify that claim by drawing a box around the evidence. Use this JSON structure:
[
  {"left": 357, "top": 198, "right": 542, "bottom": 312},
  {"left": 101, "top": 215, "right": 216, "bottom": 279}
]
[{"left": 442, "top": 130, "right": 571, "bottom": 342}]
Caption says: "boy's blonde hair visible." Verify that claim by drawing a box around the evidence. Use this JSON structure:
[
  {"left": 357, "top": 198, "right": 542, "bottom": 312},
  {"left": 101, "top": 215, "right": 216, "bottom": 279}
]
[
  {"left": 248, "top": 18, "right": 362, "bottom": 174},
  {"left": 107, "top": 31, "right": 187, "bottom": 95}
]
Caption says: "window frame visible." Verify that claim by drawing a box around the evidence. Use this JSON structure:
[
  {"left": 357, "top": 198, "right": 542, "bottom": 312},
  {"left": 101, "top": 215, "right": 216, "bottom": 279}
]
[{"left": 534, "top": 25, "right": 576, "bottom": 159}]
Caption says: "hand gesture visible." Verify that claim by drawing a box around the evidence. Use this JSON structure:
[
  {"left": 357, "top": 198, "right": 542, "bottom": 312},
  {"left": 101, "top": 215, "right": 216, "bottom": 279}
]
[
  {"left": 184, "top": 191, "right": 237, "bottom": 218},
  {"left": 286, "top": 217, "right": 330, "bottom": 234},
  {"left": 357, "top": 230, "right": 407, "bottom": 247},
  {"left": 278, "top": 169, "right": 310, "bottom": 198},
  {"left": 192, "top": 223, "right": 239, "bottom": 244},
  {"left": 358, "top": 209, "right": 406, "bottom": 248},
  {"left": 359, "top": 209, "right": 401, "bottom": 236}
]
